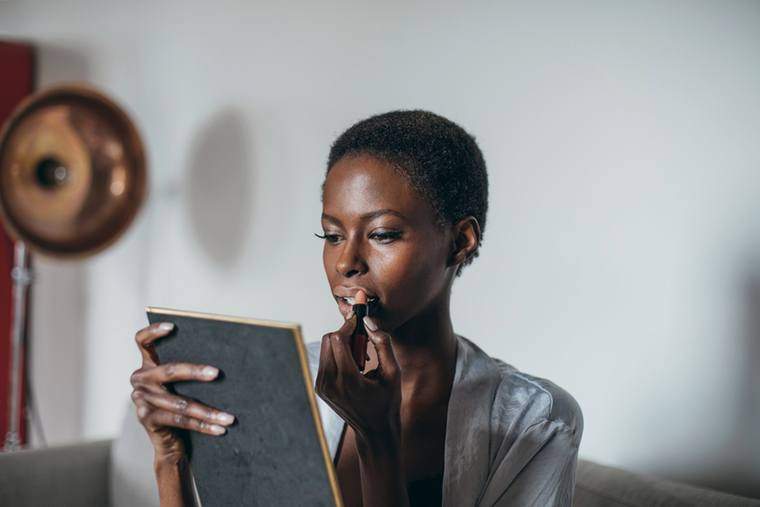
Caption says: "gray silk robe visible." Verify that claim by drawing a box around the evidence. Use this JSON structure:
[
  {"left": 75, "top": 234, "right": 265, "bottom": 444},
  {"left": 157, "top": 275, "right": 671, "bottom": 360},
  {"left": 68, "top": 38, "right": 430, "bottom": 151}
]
[{"left": 306, "top": 334, "right": 584, "bottom": 507}]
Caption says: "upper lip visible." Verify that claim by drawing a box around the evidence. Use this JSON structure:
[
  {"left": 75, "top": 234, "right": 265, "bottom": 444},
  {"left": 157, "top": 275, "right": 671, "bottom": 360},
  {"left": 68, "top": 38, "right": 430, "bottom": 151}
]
[{"left": 334, "top": 286, "right": 378, "bottom": 300}]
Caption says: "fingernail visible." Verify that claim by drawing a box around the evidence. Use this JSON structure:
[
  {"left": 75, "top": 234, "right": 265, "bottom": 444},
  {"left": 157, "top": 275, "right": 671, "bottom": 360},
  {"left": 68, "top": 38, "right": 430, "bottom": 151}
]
[
  {"left": 210, "top": 424, "right": 226, "bottom": 435},
  {"left": 159, "top": 322, "right": 174, "bottom": 332},
  {"left": 345, "top": 310, "right": 355, "bottom": 321},
  {"left": 363, "top": 316, "right": 378, "bottom": 331},
  {"left": 216, "top": 412, "right": 235, "bottom": 425},
  {"left": 202, "top": 366, "right": 219, "bottom": 379}
]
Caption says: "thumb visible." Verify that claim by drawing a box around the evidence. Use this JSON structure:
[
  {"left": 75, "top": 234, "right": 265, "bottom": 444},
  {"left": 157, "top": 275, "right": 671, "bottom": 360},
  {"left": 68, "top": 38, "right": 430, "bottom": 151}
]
[{"left": 363, "top": 317, "right": 399, "bottom": 382}]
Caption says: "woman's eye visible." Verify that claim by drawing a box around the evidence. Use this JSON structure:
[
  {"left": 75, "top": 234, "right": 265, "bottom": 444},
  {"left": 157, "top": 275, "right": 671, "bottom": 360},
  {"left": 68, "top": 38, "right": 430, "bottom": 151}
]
[
  {"left": 313, "top": 232, "right": 341, "bottom": 244},
  {"left": 369, "top": 231, "right": 402, "bottom": 243}
]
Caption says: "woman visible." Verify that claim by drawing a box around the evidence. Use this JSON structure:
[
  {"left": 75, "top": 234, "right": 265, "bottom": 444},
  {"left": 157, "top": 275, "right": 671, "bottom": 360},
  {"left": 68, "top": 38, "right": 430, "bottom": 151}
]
[{"left": 130, "top": 110, "right": 584, "bottom": 506}]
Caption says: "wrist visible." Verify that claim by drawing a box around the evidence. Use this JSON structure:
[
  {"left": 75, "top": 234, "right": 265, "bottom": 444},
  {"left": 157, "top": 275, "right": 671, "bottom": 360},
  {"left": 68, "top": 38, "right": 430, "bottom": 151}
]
[
  {"left": 355, "top": 422, "right": 402, "bottom": 460},
  {"left": 153, "top": 453, "right": 197, "bottom": 507},
  {"left": 154, "top": 451, "right": 188, "bottom": 473}
]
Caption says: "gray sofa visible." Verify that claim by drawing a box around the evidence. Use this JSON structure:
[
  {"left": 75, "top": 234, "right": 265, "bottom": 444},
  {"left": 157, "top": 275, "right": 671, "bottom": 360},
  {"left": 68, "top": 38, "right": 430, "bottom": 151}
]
[{"left": 1, "top": 412, "right": 758, "bottom": 506}]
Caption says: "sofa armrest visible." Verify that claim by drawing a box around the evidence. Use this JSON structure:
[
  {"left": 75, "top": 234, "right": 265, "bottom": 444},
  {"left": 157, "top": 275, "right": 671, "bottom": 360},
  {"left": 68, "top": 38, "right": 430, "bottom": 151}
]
[{"left": 0, "top": 439, "right": 113, "bottom": 507}]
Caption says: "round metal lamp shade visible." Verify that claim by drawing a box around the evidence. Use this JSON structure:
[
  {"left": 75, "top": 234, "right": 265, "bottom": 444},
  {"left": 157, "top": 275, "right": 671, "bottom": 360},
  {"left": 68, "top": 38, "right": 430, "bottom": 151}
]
[{"left": 0, "top": 84, "right": 147, "bottom": 257}]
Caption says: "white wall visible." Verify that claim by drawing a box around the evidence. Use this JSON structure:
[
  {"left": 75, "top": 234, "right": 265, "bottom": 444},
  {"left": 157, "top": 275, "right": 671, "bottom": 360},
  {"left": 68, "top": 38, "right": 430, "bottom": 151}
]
[{"left": 2, "top": 0, "right": 759, "bottom": 497}]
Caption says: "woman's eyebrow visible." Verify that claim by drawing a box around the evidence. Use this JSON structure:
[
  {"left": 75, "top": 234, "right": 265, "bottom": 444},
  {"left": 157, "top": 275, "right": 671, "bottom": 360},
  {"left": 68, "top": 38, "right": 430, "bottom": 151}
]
[{"left": 321, "top": 209, "right": 407, "bottom": 224}]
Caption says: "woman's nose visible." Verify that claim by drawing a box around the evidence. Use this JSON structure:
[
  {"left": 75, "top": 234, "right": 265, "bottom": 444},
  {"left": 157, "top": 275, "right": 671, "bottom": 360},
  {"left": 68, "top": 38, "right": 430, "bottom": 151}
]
[{"left": 335, "top": 236, "right": 368, "bottom": 277}]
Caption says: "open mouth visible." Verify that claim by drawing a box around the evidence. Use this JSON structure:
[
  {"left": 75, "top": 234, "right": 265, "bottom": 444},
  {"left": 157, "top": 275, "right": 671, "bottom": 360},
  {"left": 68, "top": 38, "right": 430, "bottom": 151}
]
[{"left": 336, "top": 295, "right": 378, "bottom": 306}]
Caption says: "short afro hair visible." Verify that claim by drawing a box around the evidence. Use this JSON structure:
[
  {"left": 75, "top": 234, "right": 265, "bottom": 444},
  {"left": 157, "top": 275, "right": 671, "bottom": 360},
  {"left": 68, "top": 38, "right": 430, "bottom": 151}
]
[{"left": 323, "top": 110, "right": 488, "bottom": 277}]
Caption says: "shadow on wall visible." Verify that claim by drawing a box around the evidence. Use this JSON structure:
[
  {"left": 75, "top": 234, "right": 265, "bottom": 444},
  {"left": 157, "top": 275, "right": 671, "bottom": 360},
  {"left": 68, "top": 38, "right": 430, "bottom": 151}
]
[
  {"left": 719, "top": 273, "right": 760, "bottom": 498},
  {"left": 738, "top": 274, "right": 760, "bottom": 497},
  {"left": 184, "top": 108, "right": 253, "bottom": 268},
  {"left": 668, "top": 271, "right": 760, "bottom": 499},
  {"left": 25, "top": 42, "right": 92, "bottom": 446}
]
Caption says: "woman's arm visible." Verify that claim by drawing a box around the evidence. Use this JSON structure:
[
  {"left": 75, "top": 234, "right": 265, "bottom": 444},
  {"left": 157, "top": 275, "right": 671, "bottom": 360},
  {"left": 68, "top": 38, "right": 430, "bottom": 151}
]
[
  {"left": 130, "top": 322, "right": 236, "bottom": 507},
  {"left": 316, "top": 314, "right": 410, "bottom": 507},
  {"left": 355, "top": 418, "right": 409, "bottom": 507},
  {"left": 154, "top": 455, "right": 197, "bottom": 507}
]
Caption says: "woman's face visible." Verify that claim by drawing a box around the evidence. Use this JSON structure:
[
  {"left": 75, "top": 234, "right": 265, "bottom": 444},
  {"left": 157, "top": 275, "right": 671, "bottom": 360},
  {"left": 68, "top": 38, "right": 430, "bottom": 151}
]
[{"left": 321, "top": 153, "right": 453, "bottom": 330}]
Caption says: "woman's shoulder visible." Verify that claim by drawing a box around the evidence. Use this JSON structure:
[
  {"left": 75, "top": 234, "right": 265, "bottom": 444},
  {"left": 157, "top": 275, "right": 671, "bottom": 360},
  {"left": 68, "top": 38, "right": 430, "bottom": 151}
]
[
  {"left": 494, "top": 356, "right": 583, "bottom": 434},
  {"left": 457, "top": 335, "right": 584, "bottom": 442}
]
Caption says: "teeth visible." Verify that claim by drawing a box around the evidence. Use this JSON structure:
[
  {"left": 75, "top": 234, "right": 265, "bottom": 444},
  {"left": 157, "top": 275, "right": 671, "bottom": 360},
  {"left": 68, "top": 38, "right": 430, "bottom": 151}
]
[{"left": 340, "top": 296, "right": 377, "bottom": 305}]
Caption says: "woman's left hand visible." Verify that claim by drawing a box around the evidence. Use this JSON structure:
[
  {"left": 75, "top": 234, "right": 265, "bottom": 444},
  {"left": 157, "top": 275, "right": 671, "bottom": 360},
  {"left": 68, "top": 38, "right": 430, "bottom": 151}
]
[{"left": 315, "top": 312, "right": 402, "bottom": 448}]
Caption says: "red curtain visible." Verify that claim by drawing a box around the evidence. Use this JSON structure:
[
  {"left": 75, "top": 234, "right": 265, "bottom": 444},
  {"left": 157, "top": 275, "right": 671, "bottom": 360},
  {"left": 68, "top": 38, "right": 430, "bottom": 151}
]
[{"left": 0, "top": 41, "right": 34, "bottom": 447}]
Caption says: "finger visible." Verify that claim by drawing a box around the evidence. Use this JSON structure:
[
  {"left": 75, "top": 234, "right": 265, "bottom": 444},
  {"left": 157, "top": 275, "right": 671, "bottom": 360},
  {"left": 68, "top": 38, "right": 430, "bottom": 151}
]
[
  {"left": 331, "top": 315, "right": 361, "bottom": 376},
  {"left": 330, "top": 331, "right": 360, "bottom": 377},
  {"left": 363, "top": 317, "right": 399, "bottom": 383},
  {"left": 142, "top": 405, "right": 228, "bottom": 436},
  {"left": 131, "top": 362, "right": 219, "bottom": 387},
  {"left": 131, "top": 388, "right": 234, "bottom": 426},
  {"left": 316, "top": 311, "right": 355, "bottom": 396},
  {"left": 334, "top": 311, "right": 357, "bottom": 341},
  {"left": 135, "top": 322, "right": 176, "bottom": 366}
]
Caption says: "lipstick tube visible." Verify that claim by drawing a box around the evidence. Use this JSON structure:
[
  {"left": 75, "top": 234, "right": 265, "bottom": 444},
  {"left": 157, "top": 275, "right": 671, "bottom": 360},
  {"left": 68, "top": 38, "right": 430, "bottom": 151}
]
[{"left": 351, "top": 295, "right": 370, "bottom": 372}]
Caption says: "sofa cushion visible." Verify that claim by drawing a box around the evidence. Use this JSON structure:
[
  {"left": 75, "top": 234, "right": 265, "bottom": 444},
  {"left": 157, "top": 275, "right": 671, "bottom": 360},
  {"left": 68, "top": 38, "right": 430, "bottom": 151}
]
[
  {"left": 0, "top": 439, "right": 110, "bottom": 507},
  {"left": 574, "top": 458, "right": 760, "bottom": 506}
]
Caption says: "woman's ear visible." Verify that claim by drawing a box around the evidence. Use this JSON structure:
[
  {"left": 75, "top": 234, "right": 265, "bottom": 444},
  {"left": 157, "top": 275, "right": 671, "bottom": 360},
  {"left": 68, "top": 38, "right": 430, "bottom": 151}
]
[{"left": 448, "top": 216, "right": 481, "bottom": 269}]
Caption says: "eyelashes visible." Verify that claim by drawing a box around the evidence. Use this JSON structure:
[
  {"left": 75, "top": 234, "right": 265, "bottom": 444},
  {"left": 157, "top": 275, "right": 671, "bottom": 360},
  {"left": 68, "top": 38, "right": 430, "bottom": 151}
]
[
  {"left": 313, "top": 231, "right": 402, "bottom": 244},
  {"left": 371, "top": 231, "right": 402, "bottom": 242},
  {"left": 314, "top": 232, "right": 337, "bottom": 242}
]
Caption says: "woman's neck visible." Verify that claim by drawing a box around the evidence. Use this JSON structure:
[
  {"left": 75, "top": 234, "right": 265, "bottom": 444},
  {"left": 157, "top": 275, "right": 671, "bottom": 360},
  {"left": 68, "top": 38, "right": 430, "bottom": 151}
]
[{"left": 390, "top": 291, "right": 458, "bottom": 403}]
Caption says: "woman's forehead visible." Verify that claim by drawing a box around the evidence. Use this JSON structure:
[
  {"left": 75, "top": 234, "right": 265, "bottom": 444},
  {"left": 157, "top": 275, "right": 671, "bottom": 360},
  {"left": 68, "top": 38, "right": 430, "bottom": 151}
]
[{"left": 322, "top": 154, "right": 426, "bottom": 220}]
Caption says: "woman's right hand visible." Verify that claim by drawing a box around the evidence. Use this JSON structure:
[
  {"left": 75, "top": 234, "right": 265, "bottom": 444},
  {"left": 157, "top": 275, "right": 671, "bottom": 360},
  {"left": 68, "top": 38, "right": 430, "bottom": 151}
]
[{"left": 130, "top": 322, "right": 236, "bottom": 465}]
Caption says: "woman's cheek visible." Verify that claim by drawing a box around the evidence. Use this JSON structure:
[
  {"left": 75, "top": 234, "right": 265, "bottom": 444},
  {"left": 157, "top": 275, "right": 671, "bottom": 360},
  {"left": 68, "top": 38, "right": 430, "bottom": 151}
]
[{"left": 378, "top": 249, "right": 434, "bottom": 317}]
